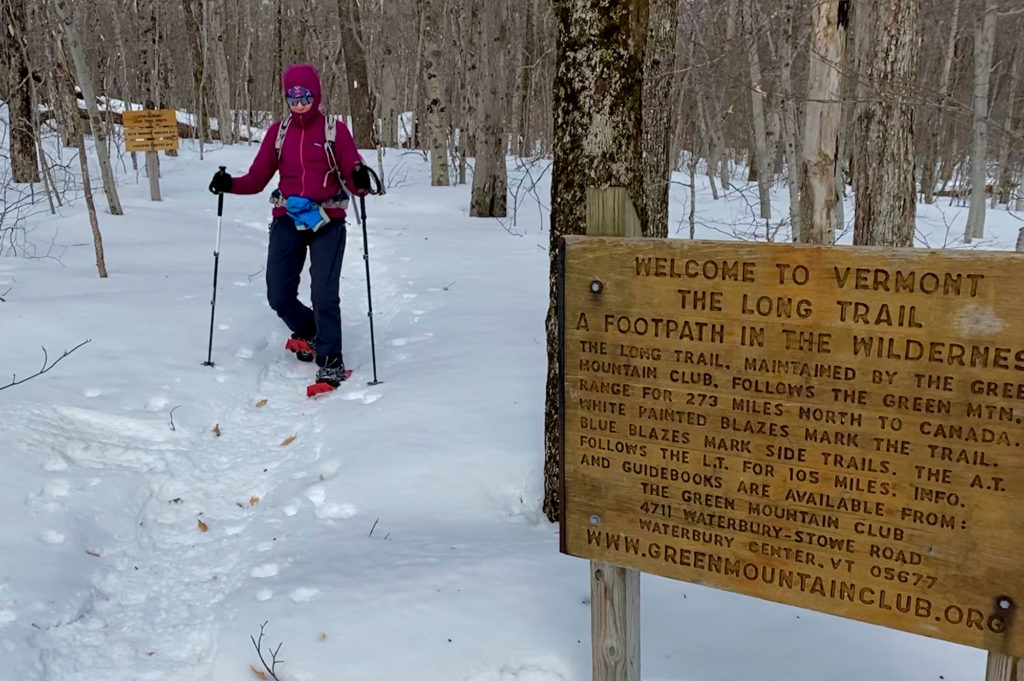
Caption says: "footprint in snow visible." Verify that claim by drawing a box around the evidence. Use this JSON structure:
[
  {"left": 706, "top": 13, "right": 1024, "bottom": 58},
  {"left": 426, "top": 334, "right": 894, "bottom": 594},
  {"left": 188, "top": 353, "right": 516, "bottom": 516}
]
[
  {"left": 39, "top": 530, "right": 65, "bottom": 544},
  {"left": 83, "top": 388, "right": 102, "bottom": 398},
  {"left": 235, "top": 347, "right": 254, "bottom": 359},
  {"left": 305, "top": 485, "right": 358, "bottom": 520},
  {"left": 338, "top": 388, "right": 381, "bottom": 405},
  {"left": 289, "top": 588, "right": 320, "bottom": 603},
  {"left": 145, "top": 396, "right": 169, "bottom": 411},
  {"left": 250, "top": 563, "right": 279, "bottom": 578}
]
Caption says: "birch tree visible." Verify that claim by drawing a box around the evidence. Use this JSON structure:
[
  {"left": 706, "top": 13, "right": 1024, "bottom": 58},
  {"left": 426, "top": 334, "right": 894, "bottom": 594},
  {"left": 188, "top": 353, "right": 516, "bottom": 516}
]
[
  {"left": 544, "top": 0, "right": 649, "bottom": 521},
  {"left": 53, "top": 0, "right": 124, "bottom": 216},
  {"left": 418, "top": 0, "right": 449, "bottom": 185}
]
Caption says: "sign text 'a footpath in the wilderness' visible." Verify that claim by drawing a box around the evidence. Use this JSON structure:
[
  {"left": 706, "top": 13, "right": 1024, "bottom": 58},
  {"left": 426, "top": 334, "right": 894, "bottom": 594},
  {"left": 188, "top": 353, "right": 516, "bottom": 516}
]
[{"left": 559, "top": 236, "right": 1022, "bottom": 656}]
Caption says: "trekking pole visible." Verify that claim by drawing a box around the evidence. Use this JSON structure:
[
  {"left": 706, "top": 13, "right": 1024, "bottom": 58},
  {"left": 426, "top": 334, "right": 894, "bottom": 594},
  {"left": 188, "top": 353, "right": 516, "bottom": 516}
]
[
  {"left": 202, "top": 166, "right": 226, "bottom": 367},
  {"left": 359, "top": 166, "right": 384, "bottom": 385}
]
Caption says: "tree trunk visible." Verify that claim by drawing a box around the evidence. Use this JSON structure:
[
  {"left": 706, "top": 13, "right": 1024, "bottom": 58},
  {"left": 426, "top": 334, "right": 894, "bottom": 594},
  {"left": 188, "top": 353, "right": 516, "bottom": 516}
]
[
  {"left": 799, "top": 0, "right": 848, "bottom": 244},
  {"left": 56, "top": 40, "right": 106, "bottom": 277},
  {"left": 517, "top": 0, "right": 537, "bottom": 156},
  {"left": 418, "top": 0, "right": 449, "bottom": 185},
  {"left": 209, "top": 0, "right": 234, "bottom": 144},
  {"left": 965, "top": 0, "right": 996, "bottom": 242},
  {"left": 778, "top": 0, "right": 801, "bottom": 241},
  {"left": 182, "top": 0, "right": 208, "bottom": 142},
  {"left": 920, "top": 0, "right": 960, "bottom": 204},
  {"left": 4, "top": 0, "right": 40, "bottom": 183},
  {"left": 640, "top": 0, "right": 677, "bottom": 238},
  {"left": 741, "top": 0, "right": 772, "bottom": 221},
  {"left": 338, "top": 0, "right": 377, "bottom": 146},
  {"left": 993, "top": 44, "right": 1021, "bottom": 207},
  {"left": 470, "top": 0, "right": 508, "bottom": 217},
  {"left": 544, "top": 0, "right": 649, "bottom": 522},
  {"left": 460, "top": 0, "right": 480, "bottom": 165},
  {"left": 54, "top": 0, "right": 124, "bottom": 216},
  {"left": 852, "top": 0, "right": 919, "bottom": 247}
]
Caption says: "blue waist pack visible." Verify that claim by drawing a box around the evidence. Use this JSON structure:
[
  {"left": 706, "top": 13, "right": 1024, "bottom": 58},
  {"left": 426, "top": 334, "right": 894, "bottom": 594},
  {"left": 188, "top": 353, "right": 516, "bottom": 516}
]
[{"left": 284, "top": 196, "right": 330, "bottom": 232}]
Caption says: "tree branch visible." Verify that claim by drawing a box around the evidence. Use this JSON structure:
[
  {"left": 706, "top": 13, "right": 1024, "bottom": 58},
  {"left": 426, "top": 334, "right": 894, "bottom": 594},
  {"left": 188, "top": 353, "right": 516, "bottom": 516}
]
[{"left": 0, "top": 339, "right": 91, "bottom": 391}]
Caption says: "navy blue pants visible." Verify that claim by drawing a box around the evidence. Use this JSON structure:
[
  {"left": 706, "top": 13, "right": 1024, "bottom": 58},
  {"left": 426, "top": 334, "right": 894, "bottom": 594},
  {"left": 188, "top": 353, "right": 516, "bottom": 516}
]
[{"left": 266, "top": 215, "right": 347, "bottom": 367}]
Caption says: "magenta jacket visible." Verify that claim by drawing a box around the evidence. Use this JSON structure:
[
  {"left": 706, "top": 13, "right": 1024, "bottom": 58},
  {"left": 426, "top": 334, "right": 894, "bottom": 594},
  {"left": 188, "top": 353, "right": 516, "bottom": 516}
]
[{"left": 230, "top": 64, "right": 363, "bottom": 219}]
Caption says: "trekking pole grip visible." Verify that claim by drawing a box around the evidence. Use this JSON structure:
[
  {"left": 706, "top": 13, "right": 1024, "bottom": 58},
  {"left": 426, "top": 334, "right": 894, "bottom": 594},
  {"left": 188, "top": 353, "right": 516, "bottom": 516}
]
[{"left": 216, "top": 166, "right": 226, "bottom": 217}]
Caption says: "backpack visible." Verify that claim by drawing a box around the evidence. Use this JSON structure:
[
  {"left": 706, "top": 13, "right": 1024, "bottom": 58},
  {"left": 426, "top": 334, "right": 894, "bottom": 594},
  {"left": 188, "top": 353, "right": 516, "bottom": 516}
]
[{"left": 274, "top": 113, "right": 346, "bottom": 191}]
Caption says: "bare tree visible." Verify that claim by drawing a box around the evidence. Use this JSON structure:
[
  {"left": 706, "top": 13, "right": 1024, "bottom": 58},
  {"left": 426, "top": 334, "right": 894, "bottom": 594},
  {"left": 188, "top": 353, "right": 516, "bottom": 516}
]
[
  {"left": 3, "top": 0, "right": 40, "bottom": 183},
  {"left": 54, "top": 40, "right": 107, "bottom": 278},
  {"left": 470, "top": 0, "right": 509, "bottom": 217},
  {"left": 965, "top": 0, "right": 997, "bottom": 242},
  {"left": 799, "top": 0, "right": 848, "bottom": 244},
  {"left": 53, "top": 0, "right": 124, "bottom": 217},
  {"left": 208, "top": 0, "right": 235, "bottom": 144},
  {"left": 418, "top": 0, "right": 449, "bottom": 185},
  {"left": 544, "top": 0, "right": 649, "bottom": 521},
  {"left": 338, "top": 0, "right": 377, "bottom": 146},
  {"left": 741, "top": 0, "right": 772, "bottom": 221},
  {"left": 852, "top": 0, "right": 920, "bottom": 247},
  {"left": 640, "top": 0, "right": 678, "bottom": 238}
]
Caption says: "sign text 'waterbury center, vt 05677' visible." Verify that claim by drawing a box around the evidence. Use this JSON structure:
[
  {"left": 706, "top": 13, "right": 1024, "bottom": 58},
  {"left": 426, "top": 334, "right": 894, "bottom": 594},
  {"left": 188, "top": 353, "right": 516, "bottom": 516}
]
[{"left": 559, "top": 237, "right": 1023, "bottom": 656}]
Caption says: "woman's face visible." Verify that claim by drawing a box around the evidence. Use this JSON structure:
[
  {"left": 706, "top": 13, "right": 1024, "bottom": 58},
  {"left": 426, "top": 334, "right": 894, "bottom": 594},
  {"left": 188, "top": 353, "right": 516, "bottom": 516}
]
[{"left": 288, "top": 100, "right": 312, "bottom": 115}]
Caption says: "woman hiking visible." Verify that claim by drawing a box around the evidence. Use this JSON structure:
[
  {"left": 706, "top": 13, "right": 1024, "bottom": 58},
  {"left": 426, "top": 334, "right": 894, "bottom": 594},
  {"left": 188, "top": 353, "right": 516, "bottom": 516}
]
[{"left": 209, "top": 63, "right": 372, "bottom": 396}]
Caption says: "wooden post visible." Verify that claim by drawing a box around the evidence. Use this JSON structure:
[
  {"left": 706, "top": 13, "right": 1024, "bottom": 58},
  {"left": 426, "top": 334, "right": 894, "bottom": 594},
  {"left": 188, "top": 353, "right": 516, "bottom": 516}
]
[
  {"left": 585, "top": 186, "right": 641, "bottom": 681},
  {"left": 146, "top": 150, "right": 161, "bottom": 201},
  {"left": 986, "top": 230, "right": 1024, "bottom": 681},
  {"left": 144, "top": 101, "right": 161, "bottom": 201},
  {"left": 985, "top": 653, "right": 1021, "bottom": 681}
]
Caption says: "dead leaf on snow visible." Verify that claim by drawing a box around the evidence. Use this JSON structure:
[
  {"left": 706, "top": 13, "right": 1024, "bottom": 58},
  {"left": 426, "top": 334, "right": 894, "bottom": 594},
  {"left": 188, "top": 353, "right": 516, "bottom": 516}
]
[
  {"left": 255, "top": 399, "right": 268, "bottom": 408},
  {"left": 249, "top": 664, "right": 268, "bottom": 679},
  {"left": 280, "top": 434, "right": 296, "bottom": 446},
  {"left": 249, "top": 496, "right": 260, "bottom": 506},
  {"left": 198, "top": 519, "right": 209, "bottom": 533},
  {"left": 213, "top": 424, "right": 222, "bottom": 437}
]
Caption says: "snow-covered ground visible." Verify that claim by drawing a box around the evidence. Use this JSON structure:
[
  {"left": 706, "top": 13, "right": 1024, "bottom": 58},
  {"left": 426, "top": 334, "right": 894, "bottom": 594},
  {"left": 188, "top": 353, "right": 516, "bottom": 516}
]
[{"left": 2, "top": 107, "right": 1016, "bottom": 680}]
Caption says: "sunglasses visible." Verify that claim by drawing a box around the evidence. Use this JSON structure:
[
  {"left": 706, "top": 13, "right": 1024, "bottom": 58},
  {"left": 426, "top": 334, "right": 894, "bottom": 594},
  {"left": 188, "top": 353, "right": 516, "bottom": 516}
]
[{"left": 287, "top": 94, "right": 314, "bottom": 107}]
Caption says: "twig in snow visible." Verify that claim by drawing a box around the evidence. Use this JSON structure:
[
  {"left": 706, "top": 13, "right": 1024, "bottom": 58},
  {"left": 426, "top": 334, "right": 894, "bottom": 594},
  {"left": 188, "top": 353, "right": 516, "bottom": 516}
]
[
  {"left": 0, "top": 339, "right": 91, "bottom": 391},
  {"left": 251, "top": 621, "right": 284, "bottom": 681},
  {"left": 169, "top": 405, "right": 182, "bottom": 431},
  {"left": 369, "top": 518, "right": 379, "bottom": 537}
]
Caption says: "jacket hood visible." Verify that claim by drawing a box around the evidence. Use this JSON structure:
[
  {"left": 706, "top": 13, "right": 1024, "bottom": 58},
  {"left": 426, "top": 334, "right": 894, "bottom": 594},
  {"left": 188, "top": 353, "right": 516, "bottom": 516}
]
[{"left": 282, "top": 64, "right": 322, "bottom": 125}]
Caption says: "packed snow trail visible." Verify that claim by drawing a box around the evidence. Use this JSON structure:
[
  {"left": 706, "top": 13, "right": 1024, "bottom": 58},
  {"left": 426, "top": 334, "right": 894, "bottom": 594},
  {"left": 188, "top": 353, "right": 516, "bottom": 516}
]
[{"left": 1, "top": 128, "right": 994, "bottom": 681}]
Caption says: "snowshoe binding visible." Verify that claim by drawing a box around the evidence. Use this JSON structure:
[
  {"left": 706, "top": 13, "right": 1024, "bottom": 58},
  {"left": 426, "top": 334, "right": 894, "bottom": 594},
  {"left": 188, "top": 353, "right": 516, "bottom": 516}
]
[
  {"left": 307, "top": 361, "right": 353, "bottom": 398},
  {"left": 285, "top": 334, "right": 316, "bottom": 362}
]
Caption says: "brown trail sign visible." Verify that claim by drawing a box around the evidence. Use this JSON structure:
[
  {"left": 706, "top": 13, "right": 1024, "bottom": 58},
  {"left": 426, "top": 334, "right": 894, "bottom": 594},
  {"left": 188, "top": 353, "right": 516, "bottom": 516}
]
[
  {"left": 559, "top": 236, "right": 1023, "bottom": 658},
  {"left": 122, "top": 109, "right": 179, "bottom": 153},
  {"left": 123, "top": 109, "right": 178, "bottom": 202}
]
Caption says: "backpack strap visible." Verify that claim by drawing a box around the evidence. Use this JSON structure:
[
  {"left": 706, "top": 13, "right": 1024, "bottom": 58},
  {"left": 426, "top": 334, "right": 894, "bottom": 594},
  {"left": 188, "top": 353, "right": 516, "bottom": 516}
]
[
  {"left": 274, "top": 113, "right": 291, "bottom": 160},
  {"left": 322, "top": 115, "right": 346, "bottom": 190}
]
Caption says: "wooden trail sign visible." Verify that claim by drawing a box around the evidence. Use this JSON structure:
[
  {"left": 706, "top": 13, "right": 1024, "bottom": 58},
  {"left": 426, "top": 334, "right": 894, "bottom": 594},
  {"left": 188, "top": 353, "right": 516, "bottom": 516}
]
[
  {"left": 560, "top": 236, "right": 1024, "bottom": 657},
  {"left": 123, "top": 109, "right": 179, "bottom": 152}
]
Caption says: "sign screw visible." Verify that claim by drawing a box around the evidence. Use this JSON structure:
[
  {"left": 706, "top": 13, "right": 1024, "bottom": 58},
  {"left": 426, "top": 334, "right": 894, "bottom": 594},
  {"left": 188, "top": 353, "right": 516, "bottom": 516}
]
[
  {"left": 589, "top": 514, "right": 601, "bottom": 526},
  {"left": 996, "top": 596, "right": 1014, "bottom": 611},
  {"left": 590, "top": 280, "right": 603, "bottom": 294}
]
